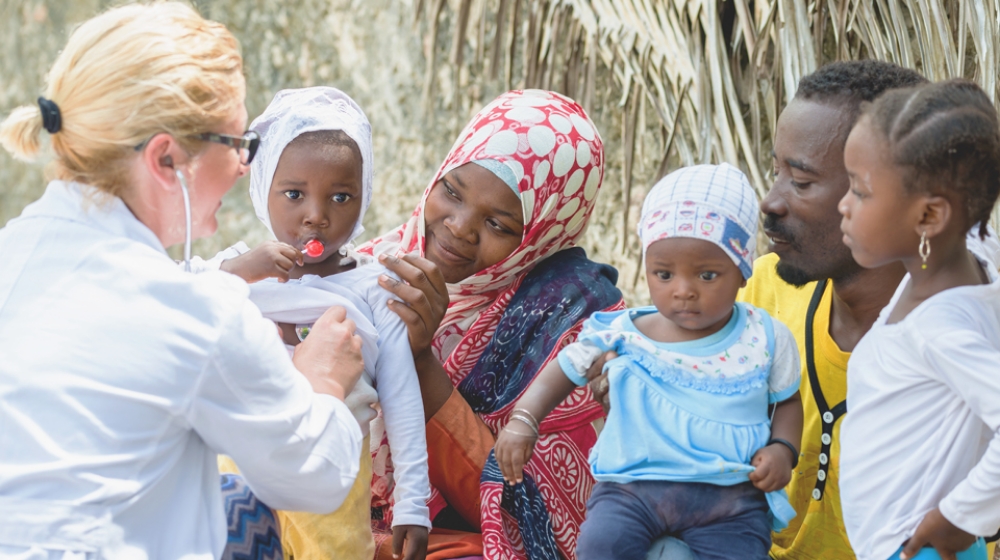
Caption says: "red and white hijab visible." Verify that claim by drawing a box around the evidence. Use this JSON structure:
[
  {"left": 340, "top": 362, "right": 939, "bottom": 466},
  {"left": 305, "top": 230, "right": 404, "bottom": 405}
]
[{"left": 358, "top": 89, "right": 605, "bottom": 385}]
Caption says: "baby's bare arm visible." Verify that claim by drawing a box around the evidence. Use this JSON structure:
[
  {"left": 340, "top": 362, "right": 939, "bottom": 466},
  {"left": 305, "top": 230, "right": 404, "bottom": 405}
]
[
  {"left": 771, "top": 391, "right": 803, "bottom": 454},
  {"left": 494, "top": 359, "right": 580, "bottom": 484},
  {"left": 749, "top": 392, "right": 803, "bottom": 492}
]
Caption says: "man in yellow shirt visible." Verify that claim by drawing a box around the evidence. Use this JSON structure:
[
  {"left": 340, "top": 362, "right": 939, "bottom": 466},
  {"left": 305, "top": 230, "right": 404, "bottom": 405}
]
[
  {"left": 589, "top": 60, "right": 926, "bottom": 559},
  {"left": 745, "top": 60, "right": 924, "bottom": 559}
]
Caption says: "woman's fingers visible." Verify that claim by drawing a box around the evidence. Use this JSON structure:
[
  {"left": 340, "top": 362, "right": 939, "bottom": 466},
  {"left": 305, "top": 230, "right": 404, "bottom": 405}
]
[
  {"left": 386, "top": 298, "right": 422, "bottom": 326},
  {"left": 378, "top": 272, "right": 437, "bottom": 353},
  {"left": 379, "top": 253, "right": 448, "bottom": 323},
  {"left": 379, "top": 274, "right": 430, "bottom": 310},
  {"left": 382, "top": 253, "right": 447, "bottom": 297},
  {"left": 293, "top": 306, "right": 363, "bottom": 400}
]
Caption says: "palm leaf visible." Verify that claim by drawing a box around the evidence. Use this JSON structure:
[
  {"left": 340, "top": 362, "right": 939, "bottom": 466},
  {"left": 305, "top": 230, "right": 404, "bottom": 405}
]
[{"left": 418, "top": 0, "right": 1000, "bottom": 288}]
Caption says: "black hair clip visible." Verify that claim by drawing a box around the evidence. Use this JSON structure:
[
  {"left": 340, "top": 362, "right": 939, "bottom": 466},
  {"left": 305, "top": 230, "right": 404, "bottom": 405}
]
[{"left": 37, "top": 97, "right": 62, "bottom": 134}]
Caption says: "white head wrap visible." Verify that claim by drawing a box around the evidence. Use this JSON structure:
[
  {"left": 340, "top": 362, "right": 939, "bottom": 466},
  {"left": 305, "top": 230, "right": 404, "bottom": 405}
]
[
  {"left": 249, "top": 87, "right": 374, "bottom": 245},
  {"left": 639, "top": 163, "right": 759, "bottom": 279}
]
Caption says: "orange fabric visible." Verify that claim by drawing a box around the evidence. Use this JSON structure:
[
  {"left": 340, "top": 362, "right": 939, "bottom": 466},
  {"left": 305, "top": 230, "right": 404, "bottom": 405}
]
[
  {"left": 425, "top": 389, "right": 496, "bottom": 532},
  {"left": 374, "top": 528, "right": 483, "bottom": 560}
]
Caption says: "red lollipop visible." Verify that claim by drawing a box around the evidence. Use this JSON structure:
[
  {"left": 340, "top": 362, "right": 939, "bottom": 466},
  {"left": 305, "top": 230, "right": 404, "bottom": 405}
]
[{"left": 304, "top": 239, "right": 325, "bottom": 258}]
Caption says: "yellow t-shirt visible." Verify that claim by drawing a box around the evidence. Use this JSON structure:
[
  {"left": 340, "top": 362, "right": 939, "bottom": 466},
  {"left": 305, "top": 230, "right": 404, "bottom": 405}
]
[{"left": 739, "top": 253, "right": 854, "bottom": 560}]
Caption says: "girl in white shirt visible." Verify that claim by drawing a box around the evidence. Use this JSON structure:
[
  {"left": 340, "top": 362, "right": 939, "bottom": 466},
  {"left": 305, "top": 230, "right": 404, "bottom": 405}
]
[
  {"left": 196, "top": 87, "right": 431, "bottom": 560},
  {"left": 838, "top": 79, "right": 1000, "bottom": 560}
]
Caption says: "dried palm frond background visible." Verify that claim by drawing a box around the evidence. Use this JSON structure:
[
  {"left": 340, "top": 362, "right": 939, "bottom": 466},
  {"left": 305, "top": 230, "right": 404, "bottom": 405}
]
[
  {"left": 2, "top": 0, "right": 998, "bottom": 304},
  {"left": 419, "top": 0, "right": 1000, "bottom": 299}
]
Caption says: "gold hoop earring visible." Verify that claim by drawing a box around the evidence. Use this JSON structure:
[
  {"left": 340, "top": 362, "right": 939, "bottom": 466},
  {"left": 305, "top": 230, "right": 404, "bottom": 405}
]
[{"left": 919, "top": 230, "right": 931, "bottom": 270}]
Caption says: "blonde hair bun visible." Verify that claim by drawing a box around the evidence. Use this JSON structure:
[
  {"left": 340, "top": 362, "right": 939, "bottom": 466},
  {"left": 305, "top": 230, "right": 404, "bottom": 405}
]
[
  {"left": 0, "top": 105, "right": 45, "bottom": 162},
  {"left": 0, "top": 2, "right": 244, "bottom": 197}
]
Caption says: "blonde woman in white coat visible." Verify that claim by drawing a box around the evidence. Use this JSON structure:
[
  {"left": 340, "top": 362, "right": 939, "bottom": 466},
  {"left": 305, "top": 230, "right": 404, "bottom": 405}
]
[{"left": 0, "top": 4, "right": 365, "bottom": 559}]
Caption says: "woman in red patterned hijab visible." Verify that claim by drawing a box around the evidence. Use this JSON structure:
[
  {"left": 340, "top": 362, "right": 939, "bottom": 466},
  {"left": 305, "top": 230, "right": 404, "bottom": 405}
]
[{"left": 360, "top": 90, "right": 624, "bottom": 560}]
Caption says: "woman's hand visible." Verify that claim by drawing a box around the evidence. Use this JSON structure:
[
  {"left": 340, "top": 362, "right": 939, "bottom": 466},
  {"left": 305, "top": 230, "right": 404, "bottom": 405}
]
[
  {"left": 494, "top": 422, "right": 539, "bottom": 485},
  {"left": 221, "top": 241, "right": 303, "bottom": 283},
  {"left": 899, "top": 508, "right": 977, "bottom": 560},
  {"left": 391, "top": 524, "right": 428, "bottom": 560},
  {"left": 585, "top": 351, "right": 617, "bottom": 413},
  {"left": 378, "top": 253, "right": 448, "bottom": 356},
  {"left": 748, "top": 443, "right": 794, "bottom": 493},
  {"left": 292, "top": 306, "right": 363, "bottom": 401}
]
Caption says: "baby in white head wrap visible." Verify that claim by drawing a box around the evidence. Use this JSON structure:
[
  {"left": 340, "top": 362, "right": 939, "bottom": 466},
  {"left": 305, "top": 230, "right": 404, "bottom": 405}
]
[{"left": 195, "top": 87, "right": 430, "bottom": 559}]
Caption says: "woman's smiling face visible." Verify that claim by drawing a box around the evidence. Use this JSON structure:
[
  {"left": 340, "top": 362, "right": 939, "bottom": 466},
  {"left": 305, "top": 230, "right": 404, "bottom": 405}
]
[{"left": 422, "top": 162, "right": 525, "bottom": 284}]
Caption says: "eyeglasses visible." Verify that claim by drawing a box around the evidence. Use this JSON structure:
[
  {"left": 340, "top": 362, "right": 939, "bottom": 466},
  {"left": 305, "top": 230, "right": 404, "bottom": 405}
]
[
  {"left": 133, "top": 130, "right": 260, "bottom": 165},
  {"left": 194, "top": 131, "right": 260, "bottom": 165}
]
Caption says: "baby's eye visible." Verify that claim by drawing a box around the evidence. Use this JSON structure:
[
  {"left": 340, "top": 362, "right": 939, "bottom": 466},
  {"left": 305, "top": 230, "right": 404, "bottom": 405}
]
[
  {"left": 332, "top": 193, "right": 351, "bottom": 203},
  {"left": 699, "top": 271, "right": 719, "bottom": 281},
  {"left": 283, "top": 190, "right": 303, "bottom": 200},
  {"left": 655, "top": 271, "right": 672, "bottom": 281},
  {"left": 850, "top": 187, "right": 865, "bottom": 199}
]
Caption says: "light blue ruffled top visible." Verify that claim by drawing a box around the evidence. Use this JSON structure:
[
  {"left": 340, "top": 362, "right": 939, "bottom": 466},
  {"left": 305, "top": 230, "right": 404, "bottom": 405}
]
[{"left": 558, "top": 303, "right": 799, "bottom": 530}]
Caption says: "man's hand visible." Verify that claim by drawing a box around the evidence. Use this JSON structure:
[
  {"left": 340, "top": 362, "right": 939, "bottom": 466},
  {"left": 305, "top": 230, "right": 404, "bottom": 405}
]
[
  {"left": 584, "top": 351, "right": 617, "bottom": 413},
  {"left": 391, "top": 524, "right": 428, "bottom": 560},
  {"left": 221, "top": 241, "right": 303, "bottom": 283},
  {"left": 377, "top": 253, "right": 448, "bottom": 356},
  {"left": 900, "top": 507, "right": 977, "bottom": 560},
  {"left": 292, "top": 306, "right": 363, "bottom": 400},
  {"left": 748, "top": 443, "right": 794, "bottom": 493}
]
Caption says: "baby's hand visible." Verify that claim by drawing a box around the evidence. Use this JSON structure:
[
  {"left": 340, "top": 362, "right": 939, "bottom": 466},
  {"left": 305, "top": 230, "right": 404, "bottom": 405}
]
[
  {"left": 748, "top": 443, "right": 794, "bottom": 492},
  {"left": 220, "top": 241, "right": 303, "bottom": 283},
  {"left": 391, "top": 524, "right": 428, "bottom": 560},
  {"left": 494, "top": 421, "right": 539, "bottom": 485}
]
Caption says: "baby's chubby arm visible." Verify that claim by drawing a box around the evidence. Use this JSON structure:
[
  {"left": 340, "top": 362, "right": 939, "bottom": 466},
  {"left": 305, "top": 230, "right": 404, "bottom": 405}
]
[
  {"left": 219, "top": 240, "right": 303, "bottom": 283},
  {"left": 494, "top": 359, "right": 580, "bottom": 485},
  {"left": 749, "top": 392, "right": 802, "bottom": 492},
  {"left": 749, "top": 316, "right": 803, "bottom": 492},
  {"left": 494, "top": 339, "right": 605, "bottom": 485}
]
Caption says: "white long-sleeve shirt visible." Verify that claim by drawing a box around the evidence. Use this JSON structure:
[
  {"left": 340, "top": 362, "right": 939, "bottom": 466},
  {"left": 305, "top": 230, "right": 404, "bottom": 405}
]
[
  {"left": 0, "top": 181, "right": 363, "bottom": 559},
  {"left": 841, "top": 277, "right": 1000, "bottom": 560},
  {"left": 196, "top": 244, "right": 431, "bottom": 529}
]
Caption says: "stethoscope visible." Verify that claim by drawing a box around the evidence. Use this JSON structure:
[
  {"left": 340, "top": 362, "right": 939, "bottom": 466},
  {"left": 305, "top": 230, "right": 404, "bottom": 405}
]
[{"left": 175, "top": 169, "right": 193, "bottom": 273}]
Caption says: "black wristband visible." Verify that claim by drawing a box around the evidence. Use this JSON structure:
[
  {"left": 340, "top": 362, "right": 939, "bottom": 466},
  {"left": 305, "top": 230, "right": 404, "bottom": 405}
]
[{"left": 767, "top": 438, "right": 799, "bottom": 469}]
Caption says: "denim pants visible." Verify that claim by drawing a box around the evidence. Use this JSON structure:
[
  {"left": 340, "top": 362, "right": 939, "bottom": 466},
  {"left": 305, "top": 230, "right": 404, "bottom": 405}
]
[{"left": 577, "top": 480, "right": 770, "bottom": 560}]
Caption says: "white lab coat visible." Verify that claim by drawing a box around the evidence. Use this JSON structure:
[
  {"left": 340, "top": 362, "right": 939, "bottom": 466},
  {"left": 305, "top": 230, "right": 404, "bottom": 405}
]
[{"left": 0, "top": 181, "right": 362, "bottom": 559}]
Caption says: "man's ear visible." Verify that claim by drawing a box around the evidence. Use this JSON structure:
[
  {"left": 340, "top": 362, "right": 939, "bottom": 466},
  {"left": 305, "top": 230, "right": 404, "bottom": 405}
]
[
  {"left": 917, "top": 195, "right": 952, "bottom": 239},
  {"left": 140, "top": 133, "right": 188, "bottom": 192}
]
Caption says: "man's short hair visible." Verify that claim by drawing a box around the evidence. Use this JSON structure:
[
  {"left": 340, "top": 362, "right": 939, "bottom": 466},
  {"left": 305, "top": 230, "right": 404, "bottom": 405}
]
[{"left": 795, "top": 60, "right": 928, "bottom": 124}]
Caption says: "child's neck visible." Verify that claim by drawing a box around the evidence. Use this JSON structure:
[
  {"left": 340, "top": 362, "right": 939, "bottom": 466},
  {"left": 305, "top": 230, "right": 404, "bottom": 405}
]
[
  {"left": 632, "top": 305, "right": 735, "bottom": 344},
  {"left": 887, "top": 233, "right": 987, "bottom": 324},
  {"left": 289, "top": 254, "right": 357, "bottom": 280}
]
